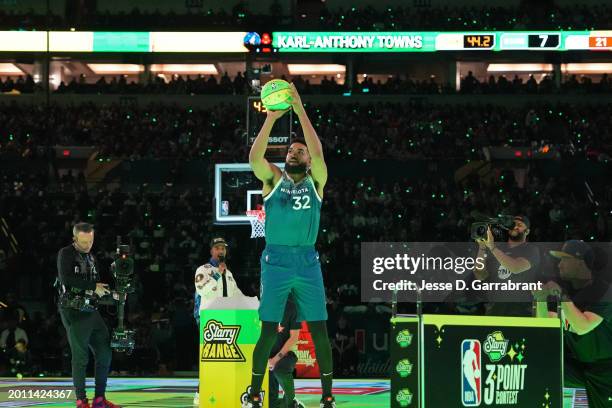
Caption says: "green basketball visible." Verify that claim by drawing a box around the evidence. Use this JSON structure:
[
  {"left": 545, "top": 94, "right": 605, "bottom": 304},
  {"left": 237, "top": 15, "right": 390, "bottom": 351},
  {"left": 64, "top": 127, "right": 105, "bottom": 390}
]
[{"left": 261, "top": 79, "right": 292, "bottom": 111}]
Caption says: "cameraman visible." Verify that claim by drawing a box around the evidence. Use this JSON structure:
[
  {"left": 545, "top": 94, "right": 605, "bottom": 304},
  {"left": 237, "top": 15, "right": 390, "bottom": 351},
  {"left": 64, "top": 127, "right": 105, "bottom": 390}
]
[
  {"left": 193, "top": 237, "right": 244, "bottom": 405},
  {"left": 57, "top": 223, "right": 121, "bottom": 408},
  {"left": 474, "top": 215, "right": 540, "bottom": 316}
]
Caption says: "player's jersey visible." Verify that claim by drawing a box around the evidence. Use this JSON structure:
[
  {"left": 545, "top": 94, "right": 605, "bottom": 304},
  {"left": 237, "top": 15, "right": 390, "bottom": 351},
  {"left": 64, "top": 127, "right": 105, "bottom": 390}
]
[{"left": 263, "top": 172, "right": 322, "bottom": 246}]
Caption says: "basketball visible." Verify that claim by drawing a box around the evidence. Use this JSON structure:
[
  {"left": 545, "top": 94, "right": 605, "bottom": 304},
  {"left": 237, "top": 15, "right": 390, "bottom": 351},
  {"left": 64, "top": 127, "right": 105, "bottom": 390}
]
[{"left": 261, "top": 79, "right": 292, "bottom": 111}]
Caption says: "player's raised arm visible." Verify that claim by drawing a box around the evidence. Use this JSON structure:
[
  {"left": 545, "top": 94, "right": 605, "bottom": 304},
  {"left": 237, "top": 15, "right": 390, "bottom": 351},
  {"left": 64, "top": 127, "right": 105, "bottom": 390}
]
[
  {"left": 288, "top": 84, "right": 328, "bottom": 190},
  {"left": 248, "top": 109, "right": 287, "bottom": 184}
]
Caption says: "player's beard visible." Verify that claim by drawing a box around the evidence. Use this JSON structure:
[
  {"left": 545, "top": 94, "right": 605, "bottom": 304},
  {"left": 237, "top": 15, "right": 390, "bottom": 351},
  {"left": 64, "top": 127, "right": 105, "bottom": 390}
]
[{"left": 285, "top": 162, "right": 307, "bottom": 175}]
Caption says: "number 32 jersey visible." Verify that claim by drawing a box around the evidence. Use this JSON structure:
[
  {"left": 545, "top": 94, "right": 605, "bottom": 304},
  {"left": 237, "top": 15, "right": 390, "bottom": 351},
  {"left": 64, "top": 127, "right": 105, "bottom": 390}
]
[{"left": 264, "top": 172, "right": 322, "bottom": 246}]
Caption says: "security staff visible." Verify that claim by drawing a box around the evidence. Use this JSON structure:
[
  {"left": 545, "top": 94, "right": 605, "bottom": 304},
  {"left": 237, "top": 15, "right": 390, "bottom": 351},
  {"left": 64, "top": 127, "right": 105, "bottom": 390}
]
[{"left": 57, "top": 223, "right": 121, "bottom": 408}]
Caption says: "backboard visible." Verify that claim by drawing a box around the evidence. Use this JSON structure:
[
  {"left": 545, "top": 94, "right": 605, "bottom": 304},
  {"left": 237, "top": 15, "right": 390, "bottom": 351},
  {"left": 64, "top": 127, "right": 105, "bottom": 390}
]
[{"left": 214, "top": 162, "right": 285, "bottom": 224}]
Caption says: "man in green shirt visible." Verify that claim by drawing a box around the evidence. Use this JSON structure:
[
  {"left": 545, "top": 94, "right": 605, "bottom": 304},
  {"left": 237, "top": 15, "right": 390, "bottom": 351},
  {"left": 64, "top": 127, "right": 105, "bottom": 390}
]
[{"left": 535, "top": 240, "right": 612, "bottom": 407}]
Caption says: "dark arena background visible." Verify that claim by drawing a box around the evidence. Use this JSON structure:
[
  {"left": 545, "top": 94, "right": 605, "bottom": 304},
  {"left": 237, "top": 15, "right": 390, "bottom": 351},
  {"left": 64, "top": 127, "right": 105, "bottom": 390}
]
[{"left": 1, "top": 0, "right": 612, "bottom": 407}]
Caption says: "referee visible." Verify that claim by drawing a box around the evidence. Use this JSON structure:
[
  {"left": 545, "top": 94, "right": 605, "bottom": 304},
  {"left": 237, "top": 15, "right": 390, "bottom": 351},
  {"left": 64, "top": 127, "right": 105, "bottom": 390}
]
[{"left": 57, "top": 223, "right": 121, "bottom": 408}]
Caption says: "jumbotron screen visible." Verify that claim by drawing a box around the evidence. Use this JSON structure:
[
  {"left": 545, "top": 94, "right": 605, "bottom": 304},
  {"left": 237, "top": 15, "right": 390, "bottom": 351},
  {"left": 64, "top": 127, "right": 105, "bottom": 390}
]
[{"left": 1, "top": 30, "right": 611, "bottom": 52}]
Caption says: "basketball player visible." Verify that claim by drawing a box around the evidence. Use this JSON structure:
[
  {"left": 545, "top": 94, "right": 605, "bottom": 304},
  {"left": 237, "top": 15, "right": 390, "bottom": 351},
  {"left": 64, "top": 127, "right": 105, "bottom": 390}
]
[{"left": 243, "top": 84, "right": 335, "bottom": 408}]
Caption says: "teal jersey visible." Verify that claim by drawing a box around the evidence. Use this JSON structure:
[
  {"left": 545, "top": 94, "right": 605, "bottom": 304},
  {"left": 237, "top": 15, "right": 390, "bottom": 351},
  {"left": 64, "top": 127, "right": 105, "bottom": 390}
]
[{"left": 263, "top": 172, "right": 322, "bottom": 246}]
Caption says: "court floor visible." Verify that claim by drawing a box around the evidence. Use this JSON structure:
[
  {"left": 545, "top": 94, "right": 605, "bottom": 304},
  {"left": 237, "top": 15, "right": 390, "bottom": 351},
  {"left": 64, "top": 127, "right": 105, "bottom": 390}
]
[{"left": 0, "top": 377, "right": 587, "bottom": 407}]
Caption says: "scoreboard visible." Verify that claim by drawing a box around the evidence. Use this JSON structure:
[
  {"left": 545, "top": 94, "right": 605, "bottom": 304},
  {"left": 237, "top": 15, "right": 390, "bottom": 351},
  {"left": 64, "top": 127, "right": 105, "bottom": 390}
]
[
  {"left": 271, "top": 30, "right": 612, "bottom": 52},
  {"left": 0, "top": 30, "right": 610, "bottom": 53},
  {"left": 245, "top": 96, "right": 292, "bottom": 147}
]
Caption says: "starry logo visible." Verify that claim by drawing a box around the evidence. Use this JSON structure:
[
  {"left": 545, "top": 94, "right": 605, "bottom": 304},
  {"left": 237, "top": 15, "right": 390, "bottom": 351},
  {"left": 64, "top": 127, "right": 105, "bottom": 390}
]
[
  {"left": 396, "top": 329, "right": 413, "bottom": 348},
  {"left": 483, "top": 331, "right": 509, "bottom": 363},
  {"left": 295, "top": 350, "right": 317, "bottom": 367},
  {"left": 200, "top": 319, "right": 245, "bottom": 362},
  {"left": 396, "top": 388, "right": 413, "bottom": 407},
  {"left": 395, "top": 359, "right": 413, "bottom": 378}
]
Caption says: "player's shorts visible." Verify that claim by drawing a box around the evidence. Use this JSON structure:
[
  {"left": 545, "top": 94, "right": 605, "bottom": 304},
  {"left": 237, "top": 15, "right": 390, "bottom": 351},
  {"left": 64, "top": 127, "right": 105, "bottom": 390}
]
[{"left": 259, "top": 244, "right": 328, "bottom": 322}]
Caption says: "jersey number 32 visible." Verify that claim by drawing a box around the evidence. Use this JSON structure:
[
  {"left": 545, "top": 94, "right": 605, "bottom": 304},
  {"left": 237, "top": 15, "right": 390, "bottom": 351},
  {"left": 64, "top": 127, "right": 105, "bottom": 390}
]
[{"left": 292, "top": 195, "right": 311, "bottom": 210}]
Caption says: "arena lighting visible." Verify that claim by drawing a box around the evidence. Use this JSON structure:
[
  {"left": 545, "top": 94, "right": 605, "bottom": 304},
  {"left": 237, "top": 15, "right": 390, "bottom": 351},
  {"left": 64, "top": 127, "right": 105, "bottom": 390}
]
[
  {"left": 287, "top": 64, "right": 345, "bottom": 75},
  {"left": 0, "top": 63, "right": 24, "bottom": 75},
  {"left": 49, "top": 31, "right": 94, "bottom": 52},
  {"left": 0, "top": 31, "right": 45, "bottom": 51},
  {"left": 150, "top": 64, "right": 218, "bottom": 75},
  {"left": 563, "top": 63, "right": 612, "bottom": 73},
  {"left": 87, "top": 64, "right": 144, "bottom": 74},
  {"left": 487, "top": 63, "right": 553, "bottom": 72}
]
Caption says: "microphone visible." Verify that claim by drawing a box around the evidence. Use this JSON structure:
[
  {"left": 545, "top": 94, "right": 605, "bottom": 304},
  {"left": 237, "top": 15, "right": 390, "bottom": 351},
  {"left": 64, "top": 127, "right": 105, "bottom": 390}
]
[{"left": 211, "top": 255, "right": 226, "bottom": 281}]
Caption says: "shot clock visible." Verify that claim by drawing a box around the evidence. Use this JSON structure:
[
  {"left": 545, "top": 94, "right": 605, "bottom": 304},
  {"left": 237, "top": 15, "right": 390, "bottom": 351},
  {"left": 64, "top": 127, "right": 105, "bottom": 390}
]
[
  {"left": 463, "top": 34, "right": 495, "bottom": 49},
  {"left": 245, "top": 96, "right": 292, "bottom": 149}
]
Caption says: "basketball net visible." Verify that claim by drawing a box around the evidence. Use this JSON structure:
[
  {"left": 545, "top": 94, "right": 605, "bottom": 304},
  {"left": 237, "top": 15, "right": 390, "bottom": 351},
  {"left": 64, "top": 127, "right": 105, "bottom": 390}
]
[{"left": 246, "top": 210, "right": 265, "bottom": 238}]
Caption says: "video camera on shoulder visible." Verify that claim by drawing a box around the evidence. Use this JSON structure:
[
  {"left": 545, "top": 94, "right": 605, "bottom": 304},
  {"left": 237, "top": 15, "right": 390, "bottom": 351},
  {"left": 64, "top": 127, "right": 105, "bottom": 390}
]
[{"left": 470, "top": 213, "right": 515, "bottom": 242}]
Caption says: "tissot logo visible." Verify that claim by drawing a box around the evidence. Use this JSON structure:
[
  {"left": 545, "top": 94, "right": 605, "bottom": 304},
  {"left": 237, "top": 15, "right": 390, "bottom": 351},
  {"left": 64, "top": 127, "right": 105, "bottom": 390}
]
[{"left": 200, "top": 319, "right": 246, "bottom": 362}]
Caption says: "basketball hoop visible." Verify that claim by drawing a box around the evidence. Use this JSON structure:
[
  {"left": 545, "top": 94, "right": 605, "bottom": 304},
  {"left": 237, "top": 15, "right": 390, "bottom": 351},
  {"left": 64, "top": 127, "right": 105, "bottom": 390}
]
[{"left": 246, "top": 210, "right": 266, "bottom": 238}]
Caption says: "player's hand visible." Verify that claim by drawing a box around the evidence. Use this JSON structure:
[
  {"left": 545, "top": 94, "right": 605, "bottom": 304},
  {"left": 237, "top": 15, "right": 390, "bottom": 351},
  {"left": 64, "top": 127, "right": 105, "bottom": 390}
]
[
  {"left": 266, "top": 108, "right": 290, "bottom": 121},
  {"left": 95, "top": 283, "right": 110, "bottom": 297},
  {"left": 218, "top": 262, "right": 227, "bottom": 274},
  {"left": 288, "top": 83, "right": 305, "bottom": 115}
]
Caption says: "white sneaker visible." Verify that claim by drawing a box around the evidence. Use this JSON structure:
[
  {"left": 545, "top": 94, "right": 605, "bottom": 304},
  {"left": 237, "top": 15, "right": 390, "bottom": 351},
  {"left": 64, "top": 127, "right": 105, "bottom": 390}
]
[{"left": 193, "top": 391, "right": 199, "bottom": 405}]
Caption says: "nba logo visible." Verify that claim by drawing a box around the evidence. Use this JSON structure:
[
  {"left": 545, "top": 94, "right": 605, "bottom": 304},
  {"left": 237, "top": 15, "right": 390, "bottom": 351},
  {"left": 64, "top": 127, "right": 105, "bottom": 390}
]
[
  {"left": 221, "top": 200, "right": 229, "bottom": 216},
  {"left": 461, "top": 339, "right": 481, "bottom": 406}
]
